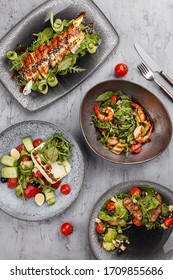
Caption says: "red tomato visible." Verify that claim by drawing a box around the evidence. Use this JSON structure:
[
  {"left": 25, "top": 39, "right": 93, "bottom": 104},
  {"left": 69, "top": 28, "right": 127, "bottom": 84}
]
[
  {"left": 95, "top": 222, "right": 106, "bottom": 234},
  {"left": 21, "top": 155, "right": 31, "bottom": 162},
  {"left": 60, "top": 223, "right": 73, "bottom": 236},
  {"left": 93, "top": 104, "right": 99, "bottom": 114},
  {"left": 99, "top": 128, "right": 107, "bottom": 133},
  {"left": 33, "top": 138, "right": 43, "bottom": 148},
  {"left": 131, "top": 143, "right": 142, "bottom": 153},
  {"left": 7, "top": 178, "right": 18, "bottom": 188},
  {"left": 42, "top": 178, "right": 50, "bottom": 186},
  {"left": 164, "top": 217, "right": 173, "bottom": 227},
  {"left": 114, "top": 63, "right": 128, "bottom": 77},
  {"left": 132, "top": 218, "right": 142, "bottom": 227},
  {"left": 33, "top": 170, "right": 43, "bottom": 179},
  {"left": 130, "top": 187, "right": 142, "bottom": 196},
  {"left": 24, "top": 184, "right": 40, "bottom": 199},
  {"left": 16, "top": 144, "right": 25, "bottom": 153},
  {"left": 60, "top": 184, "right": 71, "bottom": 195},
  {"left": 52, "top": 180, "right": 61, "bottom": 189},
  {"left": 106, "top": 201, "right": 116, "bottom": 211},
  {"left": 111, "top": 95, "right": 117, "bottom": 102}
]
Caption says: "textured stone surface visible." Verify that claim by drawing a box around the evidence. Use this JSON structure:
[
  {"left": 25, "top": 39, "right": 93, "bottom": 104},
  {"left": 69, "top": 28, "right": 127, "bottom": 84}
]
[{"left": 0, "top": 0, "right": 173, "bottom": 259}]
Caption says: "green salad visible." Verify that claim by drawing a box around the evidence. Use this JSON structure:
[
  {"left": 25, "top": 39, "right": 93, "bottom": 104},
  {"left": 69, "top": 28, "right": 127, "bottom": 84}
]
[
  {"left": 95, "top": 185, "right": 173, "bottom": 255},
  {"left": 6, "top": 12, "right": 100, "bottom": 95},
  {"left": 92, "top": 90, "right": 153, "bottom": 155}
]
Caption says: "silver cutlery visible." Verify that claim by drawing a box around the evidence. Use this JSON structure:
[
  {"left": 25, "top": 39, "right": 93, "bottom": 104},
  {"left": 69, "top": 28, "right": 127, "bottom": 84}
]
[
  {"left": 137, "top": 62, "right": 173, "bottom": 100},
  {"left": 135, "top": 42, "right": 173, "bottom": 87}
]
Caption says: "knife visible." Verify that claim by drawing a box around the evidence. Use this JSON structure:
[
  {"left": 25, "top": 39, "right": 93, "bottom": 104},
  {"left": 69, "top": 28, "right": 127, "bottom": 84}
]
[{"left": 134, "top": 42, "right": 173, "bottom": 87}]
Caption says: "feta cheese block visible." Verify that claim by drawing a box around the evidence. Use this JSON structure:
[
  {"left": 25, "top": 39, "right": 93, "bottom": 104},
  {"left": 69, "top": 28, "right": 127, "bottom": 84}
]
[{"left": 31, "top": 143, "right": 71, "bottom": 184}]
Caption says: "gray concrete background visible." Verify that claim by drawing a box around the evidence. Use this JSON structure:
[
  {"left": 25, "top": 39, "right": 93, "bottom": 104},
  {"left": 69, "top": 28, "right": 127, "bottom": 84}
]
[{"left": 0, "top": 0, "right": 173, "bottom": 259}]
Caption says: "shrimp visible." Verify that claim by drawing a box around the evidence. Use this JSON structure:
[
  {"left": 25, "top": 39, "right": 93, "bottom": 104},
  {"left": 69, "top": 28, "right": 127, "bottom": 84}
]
[
  {"left": 94, "top": 104, "right": 114, "bottom": 122},
  {"left": 131, "top": 102, "right": 146, "bottom": 123},
  {"left": 106, "top": 136, "right": 118, "bottom": 146},
  {"left": 136, "top": 122, "right": 153, "bottom": 143}
]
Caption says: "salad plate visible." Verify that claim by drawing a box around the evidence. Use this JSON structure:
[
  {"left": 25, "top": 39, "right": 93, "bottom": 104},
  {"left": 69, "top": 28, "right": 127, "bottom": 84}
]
[
  {"left": 88, "top": 180, "right": 173, "bottom": 260},
  {"left": 0, "top": 121, "right": 84, "bottom": 221},
  {"left": 0, "top": 0, "right": 119, "bottom": 111},
  {"left": 80, "top": 80, "right": 172, "bottom": 164}
]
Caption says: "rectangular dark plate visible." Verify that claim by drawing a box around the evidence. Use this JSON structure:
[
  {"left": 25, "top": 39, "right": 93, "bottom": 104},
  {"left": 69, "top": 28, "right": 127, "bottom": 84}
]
[{"left": 0, "top": 0, "right": 119, "bottom": 111}]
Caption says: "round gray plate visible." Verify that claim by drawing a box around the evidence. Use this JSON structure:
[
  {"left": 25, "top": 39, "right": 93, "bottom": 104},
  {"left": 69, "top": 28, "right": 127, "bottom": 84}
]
[
  {"left": 89, "top": 180, "right": 173, "bottom": 260},
  {"left": 0, "top": 121, "right": 84, "bottom": 221}
]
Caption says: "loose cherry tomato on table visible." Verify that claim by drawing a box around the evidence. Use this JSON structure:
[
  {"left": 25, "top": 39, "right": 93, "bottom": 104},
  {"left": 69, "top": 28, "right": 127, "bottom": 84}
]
[
  {"left": 60, "top": 184, "right": 71, "bottom": 195},
  {"left": 16, "top": 144, "right": 25, "bottom": 153},
  {"left": 95, "top": 222, "right": 106, "bottom": 234},
  {"left": 24, "top": 184, "right": 40, "bottom": 198},
  {"left": 130, "top": 187, "right": 142, "bottom": 196},
  {"left": 60, "top": 222, "right": 73, "bottom": 236},
  {"left": 114, "top": 63, "right": 128, "bottom": 77},
  {"left": 7, "top": 178, "right": 18, "bottom": 188},
  {"left": 33, "top": 170, "right": 43, "bottom": 179},
  {"left": 132, "top": 217, "right": 142, "bottom": 227},
  {"left": 131, "top": 143, "right": 142, "bottom": 153},
  {"left": 164, "top": 217, "right": 173, "bottom": 227},
  {"left": 106, "top": 201, "right": 116, "bottom": 211},
  {"left": 52, "top": 180, "right": 61, "bottom": 189},
  {"left": 33, "top": 138, "right": 43, "bottom": 148}
]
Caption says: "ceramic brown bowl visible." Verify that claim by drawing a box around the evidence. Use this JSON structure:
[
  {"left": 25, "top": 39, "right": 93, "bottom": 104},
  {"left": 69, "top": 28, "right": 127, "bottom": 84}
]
[{"left": 80, "top": 80, "right": 172, "bottom": 164}]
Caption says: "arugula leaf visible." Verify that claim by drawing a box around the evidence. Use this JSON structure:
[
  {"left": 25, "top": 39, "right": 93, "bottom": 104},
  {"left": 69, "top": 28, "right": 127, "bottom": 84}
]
[
  {"left": 96, "top": 90, "right": 123, "bottom": 102},
  {"left": 33, "top": 27, "right": 53, "bottom": 45}
]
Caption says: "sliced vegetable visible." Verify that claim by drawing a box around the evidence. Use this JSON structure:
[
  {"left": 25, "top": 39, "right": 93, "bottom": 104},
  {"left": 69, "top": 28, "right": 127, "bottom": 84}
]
[
  {"left": 1, "top": 167, "right": 18, "bottom": 178},
  {"left": 24, "top": 184, "right": 40, "bottom": 199},
  {"left": 7, "top": 178, "right": 18, "bottom": 188},
  {"left": 22, "top": 136, "right": 34, "bottom": 152},
  {"left": 95, "top": 222, "right": 106, "bottom": 234},
  {"left": 130, "top": 187, "right": 142, "bottom": 196},
  {"left": 1, "top": 155, "right": 17, "bottom": 167}
]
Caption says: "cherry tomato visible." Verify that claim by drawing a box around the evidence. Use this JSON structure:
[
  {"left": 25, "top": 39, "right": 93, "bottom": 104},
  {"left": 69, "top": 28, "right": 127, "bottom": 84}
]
[
  {"left": 99, "top": 128, "right": 107, "bottom": 133},
  {"left": 16, "top": 144, "right": 25, "bottom": 153},
  {"left": 20, "top": 155, "right": 31, "bottom": 162},
  {"left": 42, "top": 178, "right": 50, "bottom": 186},
  {"left": 33, "top": 138, "right": 43, "bottom": 148},
  {"left": 60, "top": 223, "right": 73, "bottom": 236},
  {"left": 114, "top": 63, "right": 128, "bottom": 77},
  {"left": 95, "top": 222, "right": 106, "bottom": 234},
  {"left": 132, "top": 217, "right": 142, "bottom": 227},
  {"left": 24, "top": 184, "right": 40, "bottom": 199},
  {"left": 106, "top": 201, "right": 116, "bottom": 211},
  {"left": 52, "top": 180, "right": 61, "bottom": 189},
  {"left": 7, "top": 178, "right": 18, "bottom": 188},
  {"left": 60, "top": 184, "right": 71, "bottom": 195},
  {"left": 110, "top": 96, "right": 117, "bottom": 102},
  {"left": 130, "top": 187, "right": 142, "bottom": 196},
  {"left": 131, "top": 143, "right": 142, "bottom": 153},
  {"left": 164, "top": 217, "right": 173, "bottom": 227},
  {"left": 33, "top": 170, "right": 43, "bottom": 179}
]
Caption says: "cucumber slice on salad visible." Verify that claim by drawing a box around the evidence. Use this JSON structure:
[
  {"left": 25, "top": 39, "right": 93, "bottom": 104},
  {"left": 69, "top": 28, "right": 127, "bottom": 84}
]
[
  {"left": 1, "top": 167, "right": 18, "bottom": 178},
  {"left": 22, "top": 137, "right": 34, "bottom": 152},
  {"left": 43, "top": 189, "right": 56, "bottom": 206},
  {"left": 1, "top": 155, "right": 17, "bottom": 167}
]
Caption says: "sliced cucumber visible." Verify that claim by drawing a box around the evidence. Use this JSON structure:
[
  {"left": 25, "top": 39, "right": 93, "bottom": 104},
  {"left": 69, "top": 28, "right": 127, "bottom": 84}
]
[
  {"left": 22, "top": 136, "right": 34, "bottom": 152},
  {"left": 43, "top": 189, "right": 56, "bottom": 206},
  {"left": 1, "top": 155, "right": 17, "bottom": 167},
  {"left": 21, "top": 161, "right": 34, "bottom": 170},
  {"left": 1, "top": 167, "right": 18, "bottom": 178}
]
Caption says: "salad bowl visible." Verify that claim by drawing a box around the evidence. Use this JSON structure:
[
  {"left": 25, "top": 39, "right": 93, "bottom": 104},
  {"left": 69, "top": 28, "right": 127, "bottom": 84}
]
[
  {"left": 0, "top": 120, "right": 84, "bottom": 221},
  {"left": 88, "top": 180, "right": 173, "bottom": 260},
  {"left": 80, "top": 79, "right": 172, "bottom": 164},
  {"left": 0, "top": 0, "right": 119, "bottom": 111}
]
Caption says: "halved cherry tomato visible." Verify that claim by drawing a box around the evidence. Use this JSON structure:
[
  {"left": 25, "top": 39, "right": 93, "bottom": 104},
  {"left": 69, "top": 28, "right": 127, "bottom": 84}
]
[
  {"left": 130, "top": 187, "right": 142, "bottom": 196},
  {"left": 7, "top": 178, "right": 18, "bottom": 188},
  {"left": 114, "top": 63, "right": 128, "bottom": 77},
  {"left": 106, "top": 201, "right": 116, "bottom": 211},
  {"left": 164, "top": 217, "right": 173, "bottom": 227},
  {"left": 24, "top": 184, "right": 40, "bottom": 199},
  {"left": 16, "top": 144, "right": 25, "bottom": 153},
  {"left": 60, "top": 184, "right": 71, "bottom": 195},
  {"left": 95, "top": 222, "right": 106, "bottom": 234},
  {"left": 93, "top": 104, "right": 99, "bottom": 114},
  {"left": 131, "top": 143, "right": 142, "bottom": 153},
  {"left": 111, "top": 96, "right": 117, "bottom": 102},
  {"left": 33, "top": 170, "right": 43, "bottom": 179},
  {"left": 99, "top": 128, "right": 107, "bottom": 133},
  {"left": 132, "top": 217, "right": 142, "bottom": 227},
  {"left": 20, "top": 155, "right": 31, "bottom": 162},
  {"left": 33, "top": 138, "right": 43, "bottom": 148},
  {"left": 60, "top": 223, "right": 73, "bottom": 236},
  {"left": 52, "top": 180, "right": 61, "bottom": 189}
]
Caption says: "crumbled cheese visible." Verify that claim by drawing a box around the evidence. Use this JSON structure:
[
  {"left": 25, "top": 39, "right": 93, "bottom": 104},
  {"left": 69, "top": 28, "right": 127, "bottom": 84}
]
[
  {"left": 169, "top": 205, "right": 173, "bottom": 212},
  {"left": 161, "top": 224, "right": 168, "bottom": 230},
  {"left": 111, "top": 197, "right": 116, "bottom": 202},
  {"left": 120, "top": 244, "right": 126, "bottom": 251},
  {"left": 95, "top": 218, "right": 101, "bottom": 223}
]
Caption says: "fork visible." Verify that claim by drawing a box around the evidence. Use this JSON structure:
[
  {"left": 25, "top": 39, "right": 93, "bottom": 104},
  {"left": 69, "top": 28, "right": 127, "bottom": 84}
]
[{"left": 137, "top": 62, "right": 173, "bottom": 100}]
